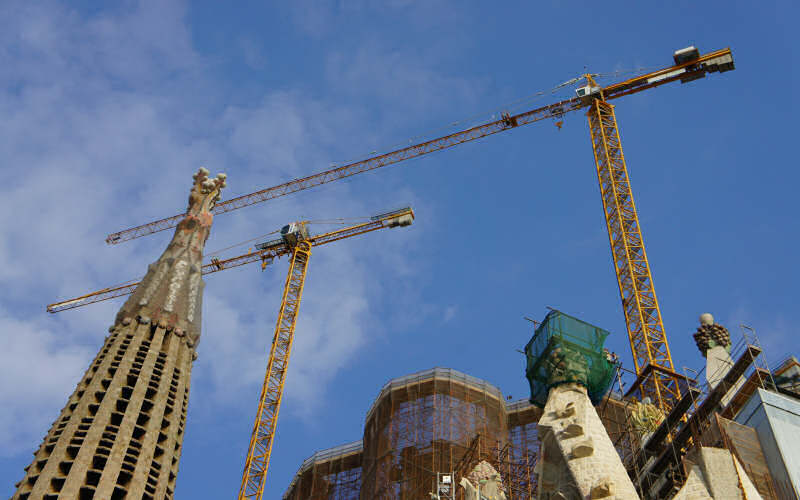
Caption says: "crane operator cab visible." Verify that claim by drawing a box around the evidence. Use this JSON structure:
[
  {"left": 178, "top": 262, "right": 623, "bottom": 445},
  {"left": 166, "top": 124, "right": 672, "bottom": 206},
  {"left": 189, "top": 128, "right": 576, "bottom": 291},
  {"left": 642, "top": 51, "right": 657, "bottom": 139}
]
[{"left": 280, "top": 222, "right": 310, "bottom": 247}]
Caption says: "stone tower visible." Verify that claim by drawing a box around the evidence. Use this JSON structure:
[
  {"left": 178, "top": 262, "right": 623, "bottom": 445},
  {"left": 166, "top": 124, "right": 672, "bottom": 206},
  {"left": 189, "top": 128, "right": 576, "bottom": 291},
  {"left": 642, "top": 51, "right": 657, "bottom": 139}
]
[
  {"left": 692, "top": 313, "right": 744, "bottom": 406},
  {"left": 525, "top": 310, "right": 639, "bottom": 498},
  {"left": 13, "top": 168, "right": 226, "bottom": 500}
]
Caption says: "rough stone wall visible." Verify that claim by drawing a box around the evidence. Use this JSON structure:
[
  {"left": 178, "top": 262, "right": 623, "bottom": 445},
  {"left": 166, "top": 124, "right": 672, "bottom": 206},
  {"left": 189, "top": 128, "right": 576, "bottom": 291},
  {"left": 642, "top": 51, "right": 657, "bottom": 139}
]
[
  {"left": 673, "top": 465, "right": 713, "bottom": 500},
  {"left": 11, "top": 168, "right": 224, "bottom": 500},
  {"left": 673, "top": 447, "right": 764, "bottom": 500},
  {"left": 699, "top": 447, "right": 747, "bottom": 499},
  {"left": 536, "top": 383, "right": 639, "bottom": 499},
  {"left": 12, "top": 320, "right": 194, "bottom": 499},
  {"left": 536, "top": 431, "right": 581, "bottom": 498},
  {"left": 706, "top": 345, "right": 734, "bottom": 389},
  {"left": 706, "top": 346, "right": 745, "bottom": 407}
]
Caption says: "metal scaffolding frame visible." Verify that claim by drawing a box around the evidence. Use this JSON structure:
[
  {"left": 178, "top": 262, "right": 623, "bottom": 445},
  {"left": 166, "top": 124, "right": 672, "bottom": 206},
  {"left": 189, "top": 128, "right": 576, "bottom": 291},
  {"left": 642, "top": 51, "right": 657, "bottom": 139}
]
[
  {"left": 360, "top": 368, "right": 510, "bottom": 499},
  {"left": 282, "top": 441, "right": 363, "bottom": 500},
  {"left": 282, "top": 325, "right": 789, "bottom": 500},
  {"left": 604, "top": 327, "right": 785, "bottom": 499},
  {"left": 283, "top": 368, "right": 547, "bottom": 500},
  {"left": 282, "top": 367, "right": 651, "bottom": 500}
]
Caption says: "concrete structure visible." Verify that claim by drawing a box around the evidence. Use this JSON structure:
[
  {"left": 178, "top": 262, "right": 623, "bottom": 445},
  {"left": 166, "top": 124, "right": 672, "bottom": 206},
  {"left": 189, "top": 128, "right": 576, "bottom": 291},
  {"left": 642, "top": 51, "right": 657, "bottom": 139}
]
[
  {"left": 12, "top": 168, "right": 226, "bottom": 500},
  {"left": 734, "top": 388, "right": 800, "bottom": 499},
  {"left": 536, "top": 383, "right": 639, "bottom": 499},
  {"left": 673, "top": 447, "right": 762, "bottom": 500}
]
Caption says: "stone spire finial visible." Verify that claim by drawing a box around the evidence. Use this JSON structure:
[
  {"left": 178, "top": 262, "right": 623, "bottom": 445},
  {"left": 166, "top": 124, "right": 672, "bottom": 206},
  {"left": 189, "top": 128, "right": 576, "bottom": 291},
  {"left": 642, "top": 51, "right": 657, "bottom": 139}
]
[
  {"left": 188, "top": 167, "right": 227, "bottom": 217},
  {"left": 115, "top": 167, "right": 227, "bottom": 345},
  {"left": 692, "top": 312, "right": 731, "bottom": 357}
]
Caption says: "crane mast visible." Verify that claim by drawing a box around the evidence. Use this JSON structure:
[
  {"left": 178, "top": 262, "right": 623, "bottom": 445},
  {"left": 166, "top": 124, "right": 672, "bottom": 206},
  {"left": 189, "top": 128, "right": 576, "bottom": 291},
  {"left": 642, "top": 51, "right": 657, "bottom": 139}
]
[
  {"left": 239, "top": 241, "right": 311, "bottom": 499},
  {"left": 587, "top": 91, "right": 680, "bottom": 410},
  {"left": 238, "top": 207, "right": 414, "bottom": 500}
]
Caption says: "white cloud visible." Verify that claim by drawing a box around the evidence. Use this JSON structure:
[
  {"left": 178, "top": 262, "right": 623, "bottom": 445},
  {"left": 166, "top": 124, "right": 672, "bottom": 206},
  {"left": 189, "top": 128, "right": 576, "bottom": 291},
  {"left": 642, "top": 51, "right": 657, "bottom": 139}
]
[
  {"left": 0, "top": 308, "right": 93, "bottom": 456},
  {"left": 0, "top": 0, "right": 450, "bottom": 457},
  {"left": 443, "top": 305, "right": 458, "bottom": 323},
  {"left": 325, "top": 43, "right": 479, "bottom": 117}
]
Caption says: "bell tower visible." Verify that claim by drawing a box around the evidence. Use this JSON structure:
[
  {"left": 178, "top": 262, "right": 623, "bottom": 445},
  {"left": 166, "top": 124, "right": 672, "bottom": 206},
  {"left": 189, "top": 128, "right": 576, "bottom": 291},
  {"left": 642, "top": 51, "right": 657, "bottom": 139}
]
[{"left": 13, "top": 168, "right": 226, "bottom": 500}]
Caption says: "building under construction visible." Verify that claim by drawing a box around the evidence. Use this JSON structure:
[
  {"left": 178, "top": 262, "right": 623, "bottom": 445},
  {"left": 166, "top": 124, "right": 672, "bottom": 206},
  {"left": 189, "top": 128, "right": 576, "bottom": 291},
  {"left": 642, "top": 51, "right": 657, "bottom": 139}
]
[
  {"left": 282, "top": 314, "right": 800, "bottom": 500},
  {"left": 282, "top": 367, "right": 541, "bottom": 500}
]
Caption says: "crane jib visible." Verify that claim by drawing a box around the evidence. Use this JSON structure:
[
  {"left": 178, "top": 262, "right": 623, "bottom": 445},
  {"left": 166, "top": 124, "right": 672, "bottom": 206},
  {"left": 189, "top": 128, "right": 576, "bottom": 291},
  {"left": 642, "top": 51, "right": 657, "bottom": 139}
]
[
  {"left": 104, "top": 48, "right": 732, "bottom": 246},
  {"left": 49, "top": 208, "right": 415, "bottom": 313}
]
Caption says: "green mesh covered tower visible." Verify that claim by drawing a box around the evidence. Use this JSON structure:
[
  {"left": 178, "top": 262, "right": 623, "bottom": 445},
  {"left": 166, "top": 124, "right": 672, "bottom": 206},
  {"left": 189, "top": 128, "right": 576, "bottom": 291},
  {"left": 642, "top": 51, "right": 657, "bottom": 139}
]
[
  {"left": 527, "top": 310, "right": 639, "bottom": 499},
  {"left": 524, "top": 310, "right": 617, "bottom": 407}
]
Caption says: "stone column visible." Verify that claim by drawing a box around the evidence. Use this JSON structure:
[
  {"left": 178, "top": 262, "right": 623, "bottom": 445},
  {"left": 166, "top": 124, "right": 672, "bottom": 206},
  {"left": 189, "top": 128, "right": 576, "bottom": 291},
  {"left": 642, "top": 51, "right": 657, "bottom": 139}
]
[
  {"left": 537, "top": 383, "right": 639, "bottom": 499},
  {"left": 692, "top": 313, "right": 744, "bottom": 407}
]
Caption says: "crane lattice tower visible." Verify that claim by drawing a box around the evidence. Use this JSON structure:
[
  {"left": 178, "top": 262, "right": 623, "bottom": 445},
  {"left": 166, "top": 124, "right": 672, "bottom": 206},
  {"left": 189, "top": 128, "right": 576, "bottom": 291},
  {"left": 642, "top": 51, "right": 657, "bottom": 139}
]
[{"left": 12, "top": 168, "right": 227, "bottom": 500}]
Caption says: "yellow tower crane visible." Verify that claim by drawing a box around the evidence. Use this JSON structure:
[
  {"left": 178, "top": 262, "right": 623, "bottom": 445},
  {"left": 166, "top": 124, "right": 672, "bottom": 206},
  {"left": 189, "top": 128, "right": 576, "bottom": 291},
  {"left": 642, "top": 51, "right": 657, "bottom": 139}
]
[
  {"left": 46, "top": 207, "right": 415, "bottom": 499},
  {"left": 100, "top": 46, "right": 734, "bottom": 413},
  {"left": 237, "top": 207, "right": 414, "bottom": 499}
]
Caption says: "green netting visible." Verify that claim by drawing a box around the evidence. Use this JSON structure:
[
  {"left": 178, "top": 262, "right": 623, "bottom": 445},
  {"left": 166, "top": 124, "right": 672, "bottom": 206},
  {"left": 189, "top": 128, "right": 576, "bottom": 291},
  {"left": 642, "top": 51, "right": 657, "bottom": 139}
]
[{"left": 525, "top": 310, "right": 617, "bottom": 407}]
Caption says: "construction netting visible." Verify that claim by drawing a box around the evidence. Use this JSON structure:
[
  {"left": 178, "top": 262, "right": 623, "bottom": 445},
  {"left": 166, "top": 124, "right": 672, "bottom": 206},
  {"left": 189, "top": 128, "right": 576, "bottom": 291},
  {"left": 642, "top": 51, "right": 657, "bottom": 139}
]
[{"left": 525, "top": 310, "right": 617, "bottom": 407}]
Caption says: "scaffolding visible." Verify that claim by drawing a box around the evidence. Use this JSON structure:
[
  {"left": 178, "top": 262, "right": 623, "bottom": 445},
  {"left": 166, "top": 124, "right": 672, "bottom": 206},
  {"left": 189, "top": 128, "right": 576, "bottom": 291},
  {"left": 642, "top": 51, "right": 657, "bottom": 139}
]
[
  {"left": 282, "top": 441, "right": 362, "bottom": 500},
  {"left": 283, "top": 322, "right": 791, "bottom": 500},
  {"left": 283, "top": 368, "right": 543, "bottom": 500},
  {"left": 282, "top": 365, "right": 684, "bottom": 500},
  {"left": 503, "top": 400, "right": 541, "bottom": 499},
  {"left": 700, "top": 415, "right": 781, "bottom": 499},
  {"left": 361, "top": 368, "right": 509, "bottom": 499},
  {"left": 525, "top": 309, "right": 617, "bottom": 407},
  {"left": 602, "top": 325, "right": 784, "bottom": 499}
]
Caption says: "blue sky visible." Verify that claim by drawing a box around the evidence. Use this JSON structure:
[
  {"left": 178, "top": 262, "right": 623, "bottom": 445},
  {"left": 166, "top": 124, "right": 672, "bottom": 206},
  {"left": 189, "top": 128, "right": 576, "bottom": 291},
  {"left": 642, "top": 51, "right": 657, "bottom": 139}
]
[{"left": 0, "top": 1, "right": 795, "bottom": 498}]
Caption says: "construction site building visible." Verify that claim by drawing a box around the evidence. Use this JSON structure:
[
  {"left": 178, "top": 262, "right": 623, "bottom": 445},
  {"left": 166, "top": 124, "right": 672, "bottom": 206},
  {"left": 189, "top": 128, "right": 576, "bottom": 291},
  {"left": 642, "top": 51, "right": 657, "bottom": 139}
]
[
  {"left": 281, "top": 366, "right": 652, "bottom": 499},
  {"left": 283, "top": 314, "right": 800, "bottom": 500},
  {"left": 733, "top": 377, "right": 800, "bottom": 497}
]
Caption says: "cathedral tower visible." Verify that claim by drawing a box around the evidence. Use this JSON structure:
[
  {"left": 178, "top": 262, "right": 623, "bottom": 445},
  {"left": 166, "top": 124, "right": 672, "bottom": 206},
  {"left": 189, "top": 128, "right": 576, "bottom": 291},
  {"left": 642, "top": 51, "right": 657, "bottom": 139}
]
[{"left": 13, "top": 168, "right": 226, "bottom": 500}]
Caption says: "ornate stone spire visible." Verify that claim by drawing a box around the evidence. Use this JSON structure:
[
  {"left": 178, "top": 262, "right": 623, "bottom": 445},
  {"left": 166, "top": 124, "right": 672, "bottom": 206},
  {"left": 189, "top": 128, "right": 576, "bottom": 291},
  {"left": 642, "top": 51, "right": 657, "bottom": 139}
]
[
  {"left": 692, "top": 312, "right": 732, "bottom": 358},
  {"left": 12, "top": 168, "right": 228, "bottom": 500},
  {"left": 115, "top": 167, "right": 226, "bottom": 346}
]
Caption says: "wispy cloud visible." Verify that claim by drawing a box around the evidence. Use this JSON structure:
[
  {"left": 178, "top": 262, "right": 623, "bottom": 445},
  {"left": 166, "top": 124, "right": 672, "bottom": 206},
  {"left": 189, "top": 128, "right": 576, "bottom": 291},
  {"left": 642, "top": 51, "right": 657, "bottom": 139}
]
[
  {"left": 325, "top": 42, "right": 479, "bottom": 117},
  {"left": 443, "top": 305, "right": 458, "bottom": 323},
  {"left": 0, "top": 307, "right": 93, "bottom": 454},
  {"left": 0, "top": 0, "right": 463, "bottom": 460}
]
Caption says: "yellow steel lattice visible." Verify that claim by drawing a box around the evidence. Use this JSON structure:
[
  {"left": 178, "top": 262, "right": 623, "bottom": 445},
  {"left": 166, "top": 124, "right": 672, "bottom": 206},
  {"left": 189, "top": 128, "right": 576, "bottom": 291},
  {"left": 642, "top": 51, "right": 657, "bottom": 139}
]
[
  {"left": 239, "top": 242, "right": 312, "bottom": 499},
  {"left": 587, "top": 98, "right": 681, "bottom": 411}
]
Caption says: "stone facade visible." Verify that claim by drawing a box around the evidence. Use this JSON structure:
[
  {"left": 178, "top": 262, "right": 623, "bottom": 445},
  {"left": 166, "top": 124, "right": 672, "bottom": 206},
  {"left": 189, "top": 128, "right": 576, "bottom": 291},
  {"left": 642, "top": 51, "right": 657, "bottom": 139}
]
[
  {"left": 672, "top": 465, "right": 713, "bottom": 500},
  {"left": 536, "top": 383, "right": 639, "bottom": 499},
  {"left": 12, "top": 168, "right": 225, "bottom": 500},
  {"left": 673, "top": 447, "right": 763, "bottom": 500}
]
